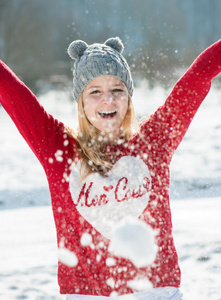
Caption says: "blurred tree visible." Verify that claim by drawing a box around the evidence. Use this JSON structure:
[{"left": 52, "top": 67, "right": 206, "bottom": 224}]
[
  {"left": 0, "top": 0, "right": 220, "bottom": 93},
  {"left": 0, "top": 0, "right": 56, "bottom": 92}
]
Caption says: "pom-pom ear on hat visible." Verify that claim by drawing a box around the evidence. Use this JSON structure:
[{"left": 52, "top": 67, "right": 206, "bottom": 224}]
[
  {"left": 68, "top": 40, "right": 88, "bottom": 60},
  {"left": 104, "top": 37, "right": 124, "bottom": 54}
]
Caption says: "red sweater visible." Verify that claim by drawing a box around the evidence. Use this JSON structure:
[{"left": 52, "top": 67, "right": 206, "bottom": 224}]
[{"left": 0, "top": 40, "right": 221, "bottom": 296}]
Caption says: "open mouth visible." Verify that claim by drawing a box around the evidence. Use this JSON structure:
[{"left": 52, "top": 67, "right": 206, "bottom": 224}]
[{"left": 98, "top": 110, "right": 117, "bottom": 119}]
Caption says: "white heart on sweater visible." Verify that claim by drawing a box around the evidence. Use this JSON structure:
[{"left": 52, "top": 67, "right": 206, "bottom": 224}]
[{"left": 69, "top": 156, "right": 151, "bottom": 239}]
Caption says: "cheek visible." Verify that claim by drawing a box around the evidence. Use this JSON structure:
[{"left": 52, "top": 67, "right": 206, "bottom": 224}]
[
  {"left": 83, "top": 98, "right": 90, "bottom": 113},
  {"left": 119, "top": 99, "right": 129, "bottom": 118},
  {"left": 83, "top": 98, "right": 95, "bottom": 119}
]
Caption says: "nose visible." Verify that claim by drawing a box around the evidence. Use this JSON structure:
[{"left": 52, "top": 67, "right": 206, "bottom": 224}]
[{"left": 102, "top": 91, "right": 114, "bottom": 104}]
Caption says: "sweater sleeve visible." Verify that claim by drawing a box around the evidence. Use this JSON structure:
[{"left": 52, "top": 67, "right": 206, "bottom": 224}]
[
  {"left": 0, "top": 60, "right": 65, "bottom": 166},
  {"left": 140, "top": 39, "right": 221, "bottom": 159}
]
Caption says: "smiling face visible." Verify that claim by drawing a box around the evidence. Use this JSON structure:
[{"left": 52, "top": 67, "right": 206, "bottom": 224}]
[{"left": 82, "top": 76, "right": 129, "bottom": 140}]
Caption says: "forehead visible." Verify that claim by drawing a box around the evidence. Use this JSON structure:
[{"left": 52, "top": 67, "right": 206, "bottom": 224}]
[{"left": 85, "top": 76, "right": 125, "bottom": 89}]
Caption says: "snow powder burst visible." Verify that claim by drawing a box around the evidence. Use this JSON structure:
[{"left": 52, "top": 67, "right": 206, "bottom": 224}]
[
  {"left": 109, "top": 216, "right": 157, "bottom": 268},
  {"left": 58, "top": 247, "right": 78, "bottom": 267},
  {"left": 80, "top": 232, "right": 92, "bottom": 246}
]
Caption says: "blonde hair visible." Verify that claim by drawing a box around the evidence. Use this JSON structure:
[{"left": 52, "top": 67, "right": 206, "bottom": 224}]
[{"left": 67, "top": 94, "right": 136, "bottom": 180}]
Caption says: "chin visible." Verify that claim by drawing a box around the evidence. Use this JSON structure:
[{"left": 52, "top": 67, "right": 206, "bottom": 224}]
[
  {"left": 98, "top": 123, "right": 117, "bottom": 132},
  {"left": 102, "top": 125, "right": 119, "bottom": 133},
  {"left": 100, "top": 129, "right": 116, "bottom": 135}
]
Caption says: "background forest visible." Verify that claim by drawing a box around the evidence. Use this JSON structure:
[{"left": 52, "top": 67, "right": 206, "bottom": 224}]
[{"left": 0, "top": 0, "right": 220, "bottom": 93}]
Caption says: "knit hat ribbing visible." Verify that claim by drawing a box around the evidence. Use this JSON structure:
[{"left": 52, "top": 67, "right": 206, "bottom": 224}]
[{"left": 67, "top": 37, "right": 133, "bottom": 102}]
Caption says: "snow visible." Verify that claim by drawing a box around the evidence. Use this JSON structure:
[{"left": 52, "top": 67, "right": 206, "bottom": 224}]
[
  {"left": 58, "top": 247, "right": 78, "bottom": 268},
  {"left": 1, "top": 85, "right": 221, "bottom": 299},
  {"left": 109, "top": 217, "right": 157, "bottom": 268},
  {"left": 80, "top": 233, "right": 93, "bottom": 247}
]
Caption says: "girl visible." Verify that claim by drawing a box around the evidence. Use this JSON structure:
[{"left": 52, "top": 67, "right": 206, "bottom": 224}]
[{"left": 0, "top": 37, "right": 221, "bottom": 300}]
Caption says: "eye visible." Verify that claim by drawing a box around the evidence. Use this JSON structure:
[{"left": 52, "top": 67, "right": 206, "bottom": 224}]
[
  {"left": 112, "top": 88, "right": 124, "bottom": 93},
  {"left": 90, "top": 90, "right": 100, "bottom": 95}
]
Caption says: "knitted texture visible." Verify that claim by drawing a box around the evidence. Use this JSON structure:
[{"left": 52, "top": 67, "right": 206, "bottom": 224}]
[{"left": 68, "top": 37, "right": 133, "bottom": 102}]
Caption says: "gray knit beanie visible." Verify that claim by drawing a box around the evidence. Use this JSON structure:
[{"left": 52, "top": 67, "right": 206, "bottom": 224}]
[{"left": 67, "top": 37, "right": 133, "bottom": 102}]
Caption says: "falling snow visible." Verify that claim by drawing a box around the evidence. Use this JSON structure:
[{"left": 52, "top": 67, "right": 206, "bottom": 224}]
[
  {"left": 58, "top": 247, "right": 78, "bottom": 267},
  {"left": 1, "top": 87, "right": 221, "bottom": 299},
  {"left": 109, "top": 217, "right": 157, "bottom": 268}
]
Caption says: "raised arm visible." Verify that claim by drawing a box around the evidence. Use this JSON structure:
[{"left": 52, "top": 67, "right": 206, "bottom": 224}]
[
  {"left": 140, "top": 39, "right": 221, "bottom": 159},
  {"left": 0, "top": 60, "right": 65, "bottom": 166}
]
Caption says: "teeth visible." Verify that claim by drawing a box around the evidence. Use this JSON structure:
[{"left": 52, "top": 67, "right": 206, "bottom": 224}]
[{"left": 98, "top": 110, "right": 117, "bottom": 114}]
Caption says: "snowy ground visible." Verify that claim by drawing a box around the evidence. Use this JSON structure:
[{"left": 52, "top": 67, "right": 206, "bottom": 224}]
[{"left": 0, "top": 83, "right": 221, "bottom": 299}]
